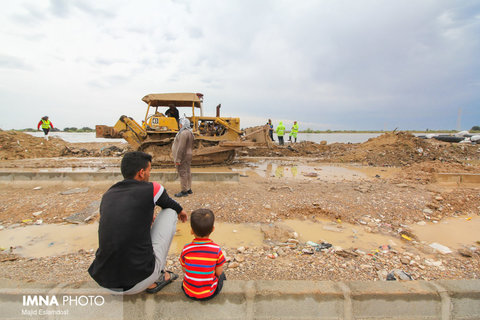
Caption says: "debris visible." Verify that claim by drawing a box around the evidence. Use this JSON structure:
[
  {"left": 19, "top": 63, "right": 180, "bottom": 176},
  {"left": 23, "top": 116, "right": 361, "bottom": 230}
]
[
  {"left": 401, "top": 234, "right": 412, "bottom": 241},
  {"left": 34, "top": 219, "right": 43, "bottom": 225},
  {"left": 33, "top": 186, "right": 42, "bottom": 190},
  {"left": 386, "top": 269, "right": 413, "bottom": 281},
  {"left": 429, "top": 242, "right": 452, "bottom": 254},
  {"left": 458, "top": 248, "right": 473, "bottom": 257},
  {"left": 1, "top": 257, "right": 18, "bottom": 263},
  {"left": 21, "top": 219, "right": 32, "bottom": 223},
  {"left": 237, "top": 246, "right": 246, "bottom": 253},
  {"left": 228, "top": 262, "right": 239, "bottom": 268},
  {"left": 302, "top": 172, "right": 318, "bottom": 177},
  {"left": 64, "top": 200, "right": 100, "bottom": 224},
  {"left": 60, "top": 187, "right": 89, "bottom": 195},
  {"left": 32, "top": 211, "right": 43, "bottom": 217},
  {"left": 301, "top": 248, "right": 314, "bottom": 255},
  {"left": 335, "top": 249, "right": 359, "bottom": 259}
]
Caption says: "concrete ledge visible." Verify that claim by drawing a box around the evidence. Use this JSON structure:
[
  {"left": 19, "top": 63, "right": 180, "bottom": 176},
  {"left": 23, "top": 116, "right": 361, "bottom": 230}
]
[
  {"left": 434, "top": 173, "right": 480, "bottom": 184},
  {"left": 1, "top": 279, "right": 479, "bottom": 319},
  {"left": 0, "top": 171, "right": 239, "bottom": 182}
]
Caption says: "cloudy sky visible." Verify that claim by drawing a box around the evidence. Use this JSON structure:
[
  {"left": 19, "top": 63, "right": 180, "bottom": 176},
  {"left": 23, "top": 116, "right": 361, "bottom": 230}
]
[{"left": 1, "top": 0, "right": 479, "bottom": 131}]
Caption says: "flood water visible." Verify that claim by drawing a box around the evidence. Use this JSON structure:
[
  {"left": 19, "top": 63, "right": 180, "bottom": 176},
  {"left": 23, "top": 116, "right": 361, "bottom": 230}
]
[
  {"left": 410, "top": 215, "right": 480, "bottom": 249},
  {"left": 0, "top": 222, "right": 263, "bottom": 258},
  {"left": 233, "top": 159, "right": 400, "bottom": 180},
  {"left": 26, "top": 131, "right": 429, "bottom": 144},
  {"left": 3, "top": 216, "right": 477, "bottom": 258}
]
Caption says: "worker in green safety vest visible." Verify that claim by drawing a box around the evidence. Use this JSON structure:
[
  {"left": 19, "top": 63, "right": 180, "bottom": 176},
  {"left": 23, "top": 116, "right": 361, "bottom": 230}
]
[
  {"left": 276, "top": 121, "right": 285, "bottom": 145},
  {"left": 288, "top": 121, "right": 299, "bottom": 143},
  {"left": 37, "top": 116, "right": 54, "bottom": 140}
]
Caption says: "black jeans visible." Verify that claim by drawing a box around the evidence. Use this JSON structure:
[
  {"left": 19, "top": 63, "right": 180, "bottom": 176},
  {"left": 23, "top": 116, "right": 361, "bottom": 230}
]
[
  {"left": 182, "top": 272, "right": 226, "bottom": 301},
  {"left": 278, "top": 136, "right": 284, "bottom": 145}
]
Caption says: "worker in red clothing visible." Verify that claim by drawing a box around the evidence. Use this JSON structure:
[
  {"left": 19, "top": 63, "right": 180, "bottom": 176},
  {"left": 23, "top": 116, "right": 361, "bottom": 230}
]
[{"left": 37, "top": 116, "right": 54, "bottom": 140}]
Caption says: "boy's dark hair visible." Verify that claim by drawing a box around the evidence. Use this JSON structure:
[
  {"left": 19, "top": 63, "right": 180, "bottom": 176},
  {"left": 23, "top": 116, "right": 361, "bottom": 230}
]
[
  {"left": 121, "top": 151, "right": 152, "bottom": 179},
  {"left": 190, "top": 208, "right": 215, "bottom": 238}
]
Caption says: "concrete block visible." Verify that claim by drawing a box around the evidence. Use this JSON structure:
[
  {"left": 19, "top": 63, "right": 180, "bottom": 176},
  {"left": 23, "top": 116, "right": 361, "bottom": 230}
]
[
  {"left": 437, "top": 280, "right": 480, "bottom": 319},
  {"left": 348, "top": 280, "right": 441, "bottom": 319}
]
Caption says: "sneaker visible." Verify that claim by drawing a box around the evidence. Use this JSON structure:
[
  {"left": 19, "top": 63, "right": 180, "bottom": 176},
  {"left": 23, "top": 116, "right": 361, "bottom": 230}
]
[
  {"left": 174, "top": 191, "right": 188, "bottom": 197},
  {"left": 187, "top": 189, "right": 193, "bottom": 194}
]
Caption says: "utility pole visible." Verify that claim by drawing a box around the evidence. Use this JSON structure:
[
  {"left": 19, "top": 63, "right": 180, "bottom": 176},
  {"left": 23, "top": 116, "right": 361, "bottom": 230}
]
[{"left": 456, "top": 107, "right": 462, "bottom": 131}]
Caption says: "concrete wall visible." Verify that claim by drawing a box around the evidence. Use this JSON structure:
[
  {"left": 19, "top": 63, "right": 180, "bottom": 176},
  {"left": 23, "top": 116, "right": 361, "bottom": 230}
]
[
  {"left": 1, "top": 279, "right": 479, "bottom": 319},
  {"left": 0, "top": 171, "right": 239, "bottom": 182}
]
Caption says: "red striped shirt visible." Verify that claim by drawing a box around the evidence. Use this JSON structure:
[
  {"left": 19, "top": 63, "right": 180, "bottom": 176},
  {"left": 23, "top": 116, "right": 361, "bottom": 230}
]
[{"left": 179, "top": 238, "right": 225, "bottom": 299}]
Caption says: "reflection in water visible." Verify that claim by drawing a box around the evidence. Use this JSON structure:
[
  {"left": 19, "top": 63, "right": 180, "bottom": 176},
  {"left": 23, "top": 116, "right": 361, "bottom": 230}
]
[
  {"left": 275, "top": 166, "right": 284, "bottom": 178},
  {"left": 291, "top": 166, "right": 298, "bottom": 177}
]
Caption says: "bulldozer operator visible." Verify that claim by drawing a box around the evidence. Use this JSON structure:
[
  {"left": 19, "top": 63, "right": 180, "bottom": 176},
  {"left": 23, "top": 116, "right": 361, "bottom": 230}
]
[{"left": 165, "top": 104, "right": 179, "bottom": 128}]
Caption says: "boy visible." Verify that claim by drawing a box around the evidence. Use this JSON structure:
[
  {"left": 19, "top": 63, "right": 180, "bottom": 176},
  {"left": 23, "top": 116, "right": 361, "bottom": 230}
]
[{"left": 179, "top": 208, "right": 226, "bottom": 300}]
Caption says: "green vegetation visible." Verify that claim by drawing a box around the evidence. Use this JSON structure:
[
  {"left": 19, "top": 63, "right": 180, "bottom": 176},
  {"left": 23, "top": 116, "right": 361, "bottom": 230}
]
[{"left": 471, "top": 126, "right": 480, "bottom": 133}]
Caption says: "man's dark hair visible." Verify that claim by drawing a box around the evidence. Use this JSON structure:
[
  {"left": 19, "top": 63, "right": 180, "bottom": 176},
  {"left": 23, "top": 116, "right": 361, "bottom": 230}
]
[
  {"left": 121, "top": 151, "right": 152, "bottom": 179},
  {"left": 190, "top": 208, "right": 215, "bottom": 238}
]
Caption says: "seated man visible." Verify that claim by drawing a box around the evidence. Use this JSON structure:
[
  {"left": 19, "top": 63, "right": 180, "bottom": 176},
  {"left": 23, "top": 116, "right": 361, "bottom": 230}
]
[
  {"left": 165, "top": 104, "right": 180, "bottom": 128},
  {"left": 88, "top": 151, "right": 188, "bottom": 294}
]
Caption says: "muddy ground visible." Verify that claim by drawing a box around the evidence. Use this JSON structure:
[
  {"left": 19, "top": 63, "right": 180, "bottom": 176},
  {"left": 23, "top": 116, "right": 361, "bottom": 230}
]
[{"left": 0, "top": 130, "right": 479, "bottom": 285}]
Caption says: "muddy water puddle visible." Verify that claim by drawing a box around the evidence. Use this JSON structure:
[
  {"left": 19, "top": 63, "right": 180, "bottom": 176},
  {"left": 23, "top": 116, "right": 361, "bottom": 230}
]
[
  {"left": 410, "top": 215, "right": 480, "bottom": 249},
  {"left": 0, "top": 222, "right": 263, "bottom": 258},
  {"left": 233, "top": 159, "right": 400, "bottom": 181},
  {"left": 234, "top": 160, "right": 367, "bottom": 181},
  {"left": 4, "top": 215, "right": 474, "bottom": 259}
]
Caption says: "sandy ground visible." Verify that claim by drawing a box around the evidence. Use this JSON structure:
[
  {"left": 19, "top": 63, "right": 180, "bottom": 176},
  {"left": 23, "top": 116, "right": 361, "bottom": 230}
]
[{"left": 0, "top": 131, "right": 479, "bottom": 285}]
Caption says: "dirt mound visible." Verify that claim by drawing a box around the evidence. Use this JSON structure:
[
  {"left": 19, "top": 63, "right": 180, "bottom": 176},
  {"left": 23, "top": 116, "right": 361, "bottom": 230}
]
[
  {"left": 0, "top": 130, "right": 68, "bottom": 160},
  {"left": 340, "top": 132, "right": 480, "bottom": 166}
]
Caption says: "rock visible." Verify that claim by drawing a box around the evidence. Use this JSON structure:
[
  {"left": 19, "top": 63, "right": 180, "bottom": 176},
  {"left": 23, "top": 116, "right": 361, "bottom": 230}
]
[
  {"left": 424, "top": 259, "right": 442, "bottom": 267},
  {"left": 377, "top": 270, "right": 388, "bottom": 281},
  {"left": 429, "top": 242, "right": 452, "bottom": 254},
  {"left": 458, "top": 248, "right": 473, "bottom": 257},
  {"left": 435, "top": 196, "right": 444, "bottom": 201},
  {"left": 64, "top": 200, "right": 100, "bottom": 224},
  {"left": 33, "top": 186, "right": 42, "bottom": 190},
  {"left": 264, "top": 204, "right": 271, "bottom": 209},
  {"left": 423, "top": 208, "right": 434, "bottom": 215},
  {"left": 416, "top": 221, "right": 426, "bottom": 226},
  {"left": 0, "top": 225, "right": 4, "bottom": 231},
  {"left": 32, "top": 211, "right": 43, "bottom": 217},
  {"left": 237, "top": 246, "right": 246, "bottom": 253},
  {"left": 387, "top": 269, "right": 413, "bottom": 281},
  {"left": 60, "top": 187, "right": 89, "bottom": 195},
  {"left": 235, "top": 254, "right": 245, "bottom": 263},
  {"left": 400, "top": 257, "right": 410, "bottom": 265},
  {"left": 396, "top": 183, "right": 409, "bottom": 188},
  {"left": 228, "top": 262, "right": 239, "bottom": 268},
  {"left": 287, "top": 239, "right": 299, "bottom": 244},
  {"left": 34, "top": 219, "right": 43, "bottom": 225},
  {"left": 303, "top": 172, "right": 318, "bottom": 177},
  {"left": 335, "top": 250, "right": 358, "bottom": 259}
]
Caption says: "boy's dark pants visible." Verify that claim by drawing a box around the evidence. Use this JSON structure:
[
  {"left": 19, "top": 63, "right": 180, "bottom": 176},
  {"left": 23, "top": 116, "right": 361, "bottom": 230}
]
[{"left": 182, "top": 272, "right": 226, "bottom": 301}]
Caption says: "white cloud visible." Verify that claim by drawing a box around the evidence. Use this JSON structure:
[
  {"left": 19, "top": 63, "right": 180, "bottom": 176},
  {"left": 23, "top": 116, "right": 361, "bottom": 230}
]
[{"left": 0, "top": 0, "right": 479, "bottom": 131}]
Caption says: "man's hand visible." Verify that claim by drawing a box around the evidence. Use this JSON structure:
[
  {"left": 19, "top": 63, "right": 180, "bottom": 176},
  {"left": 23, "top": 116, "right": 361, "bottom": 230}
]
[{"left": 178, "top": 210, "right": 188, "bottom": 223}]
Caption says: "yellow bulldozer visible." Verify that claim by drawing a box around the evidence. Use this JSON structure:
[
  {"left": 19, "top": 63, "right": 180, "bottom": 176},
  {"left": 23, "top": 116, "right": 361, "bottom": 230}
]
[{"left": 96, "top": 92, "right": 272, "bottom": 165}]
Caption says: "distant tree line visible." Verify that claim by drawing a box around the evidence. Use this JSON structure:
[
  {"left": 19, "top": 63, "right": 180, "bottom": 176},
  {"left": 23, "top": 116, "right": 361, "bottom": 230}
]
[
  {"left": 471, "top": 126, "right": 480, "bottom": 132},
  {"left": 63, "top": 127, "right": 94, "bottom": 132}
]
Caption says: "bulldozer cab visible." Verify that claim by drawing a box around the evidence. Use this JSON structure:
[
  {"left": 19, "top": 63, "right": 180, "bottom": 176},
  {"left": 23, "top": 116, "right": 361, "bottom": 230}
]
[
  {"left": 141, "top": 92, "right": 241, "bottom": 138},
  {"left": 142, "top": 93, "right": 204, "bottom": 132}
]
